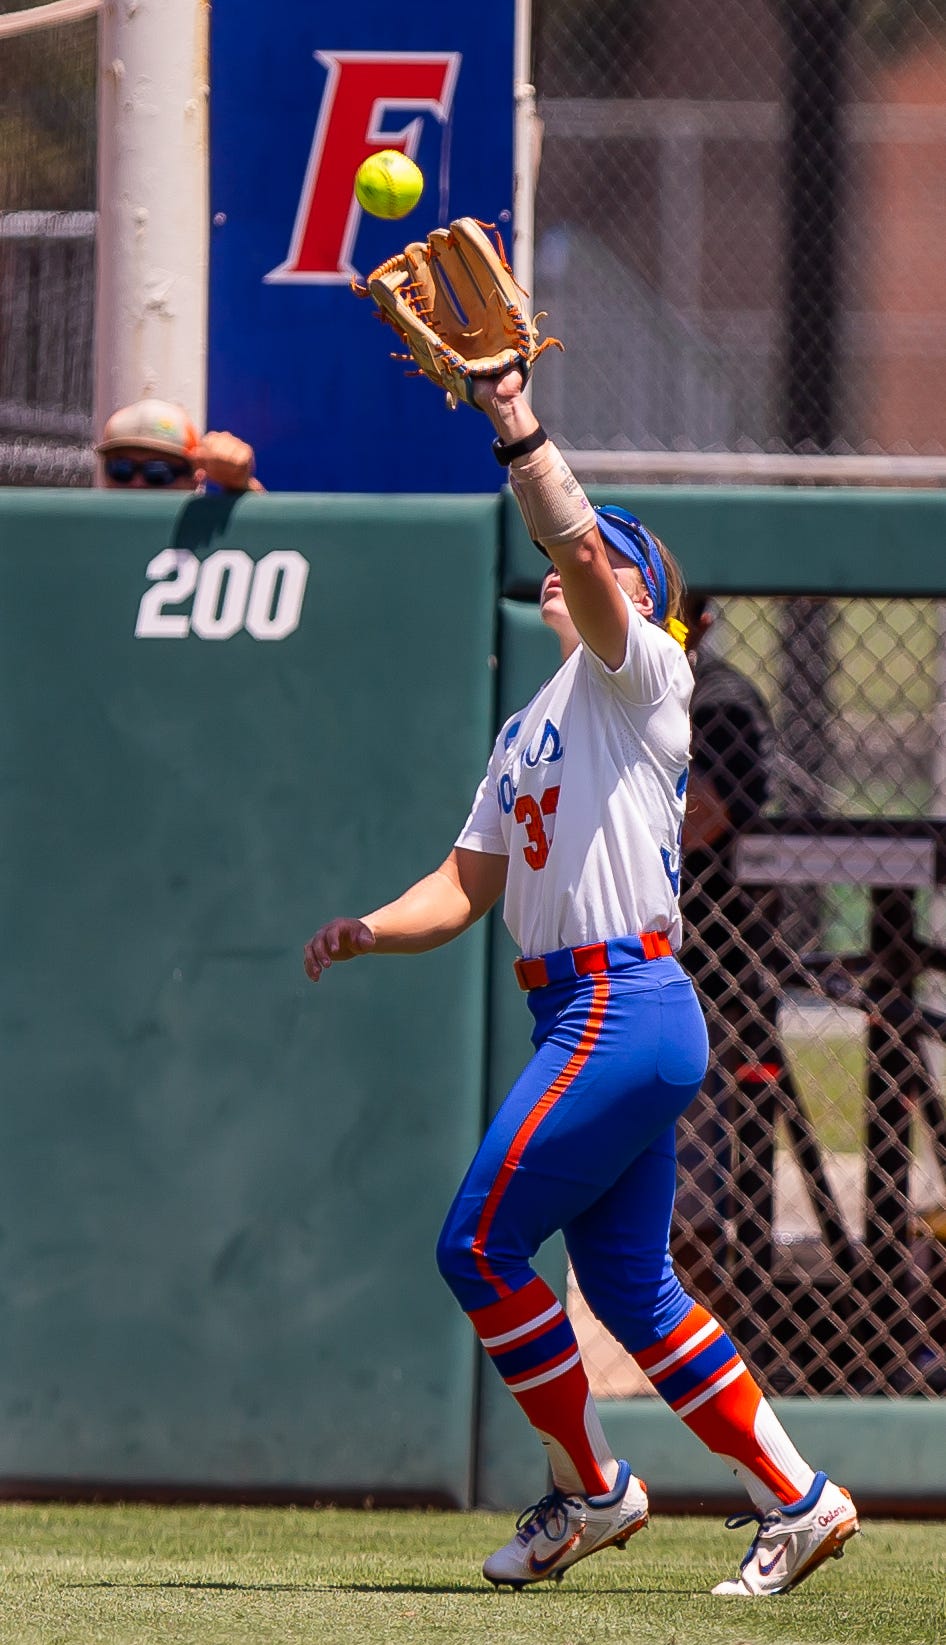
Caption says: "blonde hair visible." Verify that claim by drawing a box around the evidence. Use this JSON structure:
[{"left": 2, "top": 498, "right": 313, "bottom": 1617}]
[
  {"left": 620, "top": 530, "right": 687, "bottom": 640},
  {"left": 649, "top": 532, "right": 686, "bottom": 630}
]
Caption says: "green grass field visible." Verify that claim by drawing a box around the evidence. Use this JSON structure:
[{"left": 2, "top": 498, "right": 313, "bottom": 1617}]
[
  {"left": 783, "top": 1028, "right": 864, "bottom": 1153},
  {"left": 1, "top": 1501, "right": 942, "bottom": 1645},
  {"left": 718, "top": 598, "right": 938, "bottom": 725}
]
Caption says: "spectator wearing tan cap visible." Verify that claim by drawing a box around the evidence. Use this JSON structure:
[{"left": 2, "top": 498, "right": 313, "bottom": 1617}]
[{"left": 96, "top": 399, "right": 263, "bottom": 492}]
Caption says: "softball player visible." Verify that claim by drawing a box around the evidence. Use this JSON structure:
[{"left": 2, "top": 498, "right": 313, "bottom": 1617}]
[{"left": 303, "top": 369, "right": 859, "bottom": 1597}]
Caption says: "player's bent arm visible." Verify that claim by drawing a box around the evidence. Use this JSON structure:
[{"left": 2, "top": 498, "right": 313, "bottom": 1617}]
[
  {"left": 303, "top": 849, "right": 507, "bottom": 982},
  {"left": 474, "top": 373, "right": 629, "bottom": 669},
  {"left": 365, "top": 847, "right": 507, "bottom": 953}
]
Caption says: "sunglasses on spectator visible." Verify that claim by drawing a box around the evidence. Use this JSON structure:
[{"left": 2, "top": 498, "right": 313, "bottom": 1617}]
[{"left": 104, "top": 456, "right": 193, "bottom": 486}]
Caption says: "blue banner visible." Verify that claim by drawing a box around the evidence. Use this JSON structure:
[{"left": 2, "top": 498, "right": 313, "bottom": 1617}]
[{"left": 208, "top": 4, "right": 517, "bottom": 492}]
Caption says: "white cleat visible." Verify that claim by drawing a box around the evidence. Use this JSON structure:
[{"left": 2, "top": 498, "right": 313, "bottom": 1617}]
[
  {"left": 483, "top": 1460, "right": 649, "bottom": 1590},
  {"left": 712, "top": 1471, "right": 860, "bottom": 1596}
]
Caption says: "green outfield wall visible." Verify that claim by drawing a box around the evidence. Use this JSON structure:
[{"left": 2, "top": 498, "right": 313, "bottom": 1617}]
[
  {"left": 0, "top": 491, "right": 497, "bottom": 1506},
  {"left": 502, "top": 482, "right": 946, "bottom": 598},
  {"left": 0, "top": 488, "right": 944, "bottom": 1512}
]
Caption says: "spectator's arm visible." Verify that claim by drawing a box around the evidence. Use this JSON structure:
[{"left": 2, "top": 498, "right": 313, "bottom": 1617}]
[
  {"left": 683, "top": 769, "right": 732, "bottom": 851},
  {"left": 195, "top": 430, "right": 264, "bottom": 493}
]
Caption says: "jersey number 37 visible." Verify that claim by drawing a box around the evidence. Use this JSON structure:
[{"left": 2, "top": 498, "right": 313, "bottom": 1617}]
[{"left": 514, "top": 787, "right": 560, "bottom": 871}]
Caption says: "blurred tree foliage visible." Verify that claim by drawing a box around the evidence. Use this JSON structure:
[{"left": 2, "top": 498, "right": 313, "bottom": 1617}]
[{"left": 0, "top": 11, "right": 96, "bottom": 209}]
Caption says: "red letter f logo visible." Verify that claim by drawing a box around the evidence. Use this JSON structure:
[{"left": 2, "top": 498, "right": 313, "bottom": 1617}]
[{"left": 266, "top": 50, "right": 460, "bottom": 284}]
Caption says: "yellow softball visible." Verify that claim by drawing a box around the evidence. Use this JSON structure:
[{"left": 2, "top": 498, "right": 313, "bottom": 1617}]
[{"left": 354, "top": 150, "right": 424, "bottom": 220}]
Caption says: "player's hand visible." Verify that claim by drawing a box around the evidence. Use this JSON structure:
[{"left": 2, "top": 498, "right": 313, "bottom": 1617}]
[
  {"left": 471, "top": 366, "right": 526, "bottom": 416},
  {"left": 303, "top": 918, "right": 376, "bottom": 983},
  {"left": 194, "top": 430, "right": 262, "bottom": 493}
]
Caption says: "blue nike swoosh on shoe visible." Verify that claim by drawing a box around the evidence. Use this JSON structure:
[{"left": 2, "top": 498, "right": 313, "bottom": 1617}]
[{"left": 757, "top": 1549, "right": 786, "bottom": 1577}]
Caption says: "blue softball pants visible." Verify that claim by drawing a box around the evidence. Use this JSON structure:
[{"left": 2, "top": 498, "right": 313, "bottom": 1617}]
[{"left": 436, "top": 939, "right": 710, "bottom": 1352}]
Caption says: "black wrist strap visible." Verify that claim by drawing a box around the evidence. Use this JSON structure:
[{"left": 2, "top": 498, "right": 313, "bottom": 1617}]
[{"left": 492, "top": 424, "right": 548, "bottom": 468}]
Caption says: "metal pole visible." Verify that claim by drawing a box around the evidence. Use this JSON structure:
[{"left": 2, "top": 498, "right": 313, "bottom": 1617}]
[
  {"left": 784, "top": 0, "right": 851, "bottom": 453},
  {"left": 863, "top": 888, "right": 923, "bottom": 1390},
  {"left": 94, "top": 0, "right": 209, "bottom": 448},
  {"left": 512, "top": 0, "right": 537, "bottom": 335}
]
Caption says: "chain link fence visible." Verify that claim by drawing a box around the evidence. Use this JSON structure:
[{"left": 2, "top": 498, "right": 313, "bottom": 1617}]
[
  {"left": 532, "top": 0, "right": 946, "bottom": 461},
  {"left": 0, "top": 3, "right": 96, "bottom": 483},
  {"left": 6, "top": 2, "right": 946, "bottom": 473},
  {"left": 527, "top": 0, "right": 946, "bottom": 1403},
  {"left": 569, "top": 591, "right": 946, "bottom": 1401}
]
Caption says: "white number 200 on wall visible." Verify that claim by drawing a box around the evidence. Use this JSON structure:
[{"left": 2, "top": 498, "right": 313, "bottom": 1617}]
[{"left": 135, "top": 548, "right": 309, "bottom": 641}]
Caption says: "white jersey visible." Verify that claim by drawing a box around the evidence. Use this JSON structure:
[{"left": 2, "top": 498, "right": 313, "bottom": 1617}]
[{"left": 456, "top": 592, "right": 693, "bottom": 957}]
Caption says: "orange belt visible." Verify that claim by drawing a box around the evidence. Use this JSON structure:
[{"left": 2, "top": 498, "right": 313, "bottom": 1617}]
[{"left": 513, "top": 932, "right": 673, "bottom": 992}]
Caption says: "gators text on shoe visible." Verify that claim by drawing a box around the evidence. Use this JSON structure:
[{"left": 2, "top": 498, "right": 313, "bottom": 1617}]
[
  {"left": 711, "top": 1471, "right": 860, "bottom": 1597},
  {"left": 482, "top": 1460, "right": 649, "bottom": 1590}
]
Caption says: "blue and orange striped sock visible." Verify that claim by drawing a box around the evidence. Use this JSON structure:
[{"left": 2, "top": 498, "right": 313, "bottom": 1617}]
[
  {"left": 468, "top": 1275, "right": 614, "bottom": 1496},
  {"left": 633, "top": 1301, "right": 815, "bottom": 1510}
]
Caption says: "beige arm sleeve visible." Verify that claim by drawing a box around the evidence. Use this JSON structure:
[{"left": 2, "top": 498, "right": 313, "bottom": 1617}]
[{"left": 509, "top": 439, "right": 594, "bottom": 548}]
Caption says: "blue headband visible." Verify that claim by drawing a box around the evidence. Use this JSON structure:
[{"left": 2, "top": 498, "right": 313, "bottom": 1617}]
[{"left": 593, "top": 506, "right": 668, "bottom": 624}]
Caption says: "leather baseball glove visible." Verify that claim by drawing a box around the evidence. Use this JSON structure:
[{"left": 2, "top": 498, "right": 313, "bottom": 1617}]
[{"left": 355, "top": 217, "right": 563, "bottom": 408}]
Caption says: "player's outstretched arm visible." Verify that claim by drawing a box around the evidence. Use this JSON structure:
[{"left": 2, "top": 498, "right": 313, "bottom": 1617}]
[
  {"left": 473, "top": 372, "right": 631, "bottom": 670},
  {"left": 303, "top": 848, "right": 507, "bottom": 983}
]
